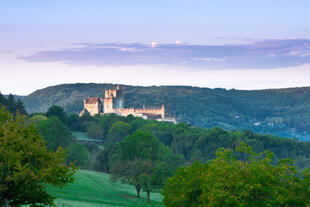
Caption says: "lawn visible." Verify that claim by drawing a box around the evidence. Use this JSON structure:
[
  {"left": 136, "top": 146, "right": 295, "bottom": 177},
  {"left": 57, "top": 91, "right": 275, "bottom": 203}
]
[
  {"left": 72, "top": 131, "right": 101, "bottom": 142},
  {"left": 48, "top": 170, "right": 165, "bottom": 207}
]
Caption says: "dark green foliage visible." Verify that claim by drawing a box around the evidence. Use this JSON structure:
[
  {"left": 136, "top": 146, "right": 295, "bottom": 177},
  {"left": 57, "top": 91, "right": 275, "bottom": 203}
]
[
  {"left": 95, "top": 142, "right": 120, "bottom": 173},
  {"left": 32, "top": 105, "right": 310, "bottom": 171},
  {"left": 0, "top": 93, "right": 27, "bottom": 115},
  {"left": 19, "top": 84, "right": 310, "bottom": 139},
  {"left": 162, "top": 144, "right": 310, "bottom": 207},
  {"left": 36, "top": 116, "right": 75, "bottom": 151},
  {"left": 66, "top": 113, "right": 81, "bottom": 131},
  {"left": 86, "top": 123, "right": 104, "bottom": 140},
  {"left": 67, "top": 143, "right": 90, "bottom": 167},
  {"left": 119, "top": 131, "right": 160, "bottom": 161},
  {"left": 46, "top": 105, "right": 67, "bottom": 124},
  {"left": 107, "top": 121, "right": 132, "bottom": 143},
  {"left": 110, "top": 130, "right": 184, "bottom": 202},
  {"left": 67, "top": 111, "right": 310, "bottom": 170}
]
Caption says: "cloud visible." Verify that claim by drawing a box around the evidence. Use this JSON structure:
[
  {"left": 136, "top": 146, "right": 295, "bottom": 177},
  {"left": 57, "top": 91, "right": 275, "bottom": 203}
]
[
  {"left": 22, "top": 39, "right": 310, "bottom": 70},
  {"left": 194, "top": 57, "right": 227, "bottom": 62},
  {"left": 175, "top": 40, "right": 185, "bottom": 45}
]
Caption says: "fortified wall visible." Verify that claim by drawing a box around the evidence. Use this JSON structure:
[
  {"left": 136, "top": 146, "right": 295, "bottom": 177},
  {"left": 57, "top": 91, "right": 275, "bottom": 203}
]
[{"left": 79, "top": 85, "right": 173, "bottom": 122}]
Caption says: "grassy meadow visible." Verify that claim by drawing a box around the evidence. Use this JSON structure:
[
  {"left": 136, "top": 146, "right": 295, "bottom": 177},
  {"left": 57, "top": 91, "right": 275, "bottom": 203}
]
[
  {"left": 48, "top": 170, "right": 164, "bottom": 207},
  {"left": 72, "top": 131, "right": 101, "bottom": 142}
]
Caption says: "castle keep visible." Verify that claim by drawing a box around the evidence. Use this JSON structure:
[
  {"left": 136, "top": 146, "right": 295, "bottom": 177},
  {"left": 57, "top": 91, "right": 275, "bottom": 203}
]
[{"left": 79, "top": 85, "right": 167, "bottom": 121}]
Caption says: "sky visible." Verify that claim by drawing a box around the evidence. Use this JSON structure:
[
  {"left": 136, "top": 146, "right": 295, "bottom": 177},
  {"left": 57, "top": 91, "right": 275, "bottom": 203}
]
[{"left": 1, "top": 0, "right": 310, "bottom": 95}]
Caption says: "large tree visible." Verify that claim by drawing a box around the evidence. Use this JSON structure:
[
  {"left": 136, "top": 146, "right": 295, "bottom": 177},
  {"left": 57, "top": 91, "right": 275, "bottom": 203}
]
[
  {"left": 0, "top": 107, "right": 76, "bottom": 206},
  {"left": 162, "top": 143, "right": 310, "bottom": 207},
  {"left": 36, "top": 116, "right": 75, "bottom": 151},
  {"left": 67, "top": 143, "right": 90, "bottom": 167},
  {"left": 111, "top": 130, "right": 184, "bottom": 202},
  {"left": 45, "top": 105, "right": 67, "bottom": 124},
  {"left": 107, "top": 121, "right": 132, "bottom": 143}
]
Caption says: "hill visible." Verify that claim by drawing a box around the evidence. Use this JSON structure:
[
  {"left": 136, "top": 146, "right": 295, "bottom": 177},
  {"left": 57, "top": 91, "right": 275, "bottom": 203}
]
[
  {"left": 20, "top": 83, "right": 310, "bottom": 139},
  {"left": 48, "top": 170, "right": 164, "bottom": 207}
]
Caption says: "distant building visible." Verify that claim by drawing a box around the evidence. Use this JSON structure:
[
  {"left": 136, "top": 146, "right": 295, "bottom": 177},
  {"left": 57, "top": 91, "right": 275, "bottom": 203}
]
[{"left": 79, "top": 85, "right": 176, "bottom": 123}]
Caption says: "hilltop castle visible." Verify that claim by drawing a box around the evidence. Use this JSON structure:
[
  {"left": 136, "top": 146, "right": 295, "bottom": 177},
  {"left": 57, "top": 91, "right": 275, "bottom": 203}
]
[{"left": 79, "top": 85, "right": 169, "bottom": 121}]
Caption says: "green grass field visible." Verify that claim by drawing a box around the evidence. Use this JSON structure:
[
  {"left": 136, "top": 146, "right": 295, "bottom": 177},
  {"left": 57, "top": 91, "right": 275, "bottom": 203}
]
[
  {"left": 72, "top": 131, "right": 101, "bottom": 142},
  {"left": 48, "top": 170, "right": 165, "bottom": 207}
]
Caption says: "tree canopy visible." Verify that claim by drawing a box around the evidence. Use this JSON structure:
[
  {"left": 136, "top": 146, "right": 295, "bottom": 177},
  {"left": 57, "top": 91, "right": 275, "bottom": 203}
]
[
  {"left": 0, "top": 107, "right": 76, "bottom": 206},
  {"left": 0, "top": 93, "right": 26, "bottom": 116},
  {"left": 110, "top": 130, "right": 184, "bottom": 203},
  {"left": 162, "top": 143, "right": 310, "bottom": 207},
  {"left": 36, "top": 116, "right": 75, "bottom": 151},
  {"left": 46, "top": 105, "right": 67, "bottom": 124}
]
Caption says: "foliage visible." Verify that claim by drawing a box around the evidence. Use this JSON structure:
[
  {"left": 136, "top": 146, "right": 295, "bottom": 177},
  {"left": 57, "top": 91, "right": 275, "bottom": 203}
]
[
  {"left": 86, "top": 123, "right": 104, "bottom": 140},
  {"left": 46, "top": 105, "right": 67, "bottom": 124},
  {"left": 28, "top": 114, "right": 48, "bottom": 125},
  {"left": 162, "top": 143, "right": 310, "bottom": 207},
  {"left": 20, "top": 83, "right": 310, "bottom": 139},
  {"left": 66, "top": 110, "right": 310, "bottom": 171},
  {"left": 110, "top": 130, "right": 184, "bottom": 203},
  {"left": 107, "top": 121, "right": 132, "bottom": 143},
  {"left": 30, "top": 104, "right": 310, "bottom": 173},
  {"left": 36, "top": 116, "right": 75, "bottom": 151},
  {"left": 0, "top": 93, "right": 26, "bottom": 115},
  {"left": 67, "top": 143, "right": 90, "bottom": 167},
  {"left": 119, "top": 131, "right": 160, "bottom": 161},
  {"left": 0, "top": 107, "right": 76, "bottom": 206},
  {"left": 66, "top": 113, "right": 81, "bottom": 131}
]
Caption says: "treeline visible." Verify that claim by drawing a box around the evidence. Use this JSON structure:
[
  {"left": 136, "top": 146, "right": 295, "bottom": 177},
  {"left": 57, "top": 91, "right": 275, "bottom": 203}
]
[
  {"left": 4, "top": 98, "right": 310, "bottom": 203},
  {"left": 3, "top": 95, "right": 310, "bottom": 170},
  {"left": 32, "top": 105, "right": 310, "bottom": 171},
  {"left": 0, "top": 93, "right": 27, "bottom": 115}
]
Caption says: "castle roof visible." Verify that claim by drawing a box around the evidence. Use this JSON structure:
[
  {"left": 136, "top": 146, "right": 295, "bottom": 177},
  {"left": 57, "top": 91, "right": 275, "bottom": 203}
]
[{"left": 85, "top": 97, "right": 99, "bottom": 104}]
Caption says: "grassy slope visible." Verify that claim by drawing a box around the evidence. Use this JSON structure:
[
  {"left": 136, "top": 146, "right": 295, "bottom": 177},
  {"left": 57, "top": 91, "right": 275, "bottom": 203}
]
[{"left": 48, "top": 170, "right": 164, "bottom": 207}]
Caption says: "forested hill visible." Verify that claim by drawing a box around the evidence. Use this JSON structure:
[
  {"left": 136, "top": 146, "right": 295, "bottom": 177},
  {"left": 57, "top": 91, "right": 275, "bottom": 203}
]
[{"left": 20, "top": 83, "right": 310, "bottom": 139}]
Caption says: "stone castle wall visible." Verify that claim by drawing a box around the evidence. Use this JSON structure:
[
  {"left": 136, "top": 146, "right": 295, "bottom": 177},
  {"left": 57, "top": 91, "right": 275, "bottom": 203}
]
[{"left": 80, "top": 85, "right": 166, "bottom": 120}]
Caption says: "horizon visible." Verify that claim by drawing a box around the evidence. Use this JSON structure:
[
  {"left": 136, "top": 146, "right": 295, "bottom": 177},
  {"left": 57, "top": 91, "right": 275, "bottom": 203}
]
[
  {"left": 2, "top": 82, "right": 310, "bottom": 96},
  {"left": 1, "top": 1, "right": 310, "bottom": 95}
]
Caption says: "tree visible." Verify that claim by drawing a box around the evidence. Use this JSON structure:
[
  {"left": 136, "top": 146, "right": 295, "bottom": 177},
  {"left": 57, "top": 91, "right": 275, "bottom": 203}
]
[
  {"left": 0, "top": 94, "right": 26, "bottom": 116},
  {"left": 0, "top": 93, "right": 8, "bottom": 107},
  {"left": 36, "top": 116, "right": 75, "bottom": 151},
  {"left": 7, "top": 94, "right": 15, "bottom": 114},
  {"left": 67, "top": 113, "right": 81, "bottom": 131},
  {"left": 107, "top": 121, "right": 132, "bottom": 143},
  {"left": 111, "top": 160, "right": 169, "bottom": 202},
  {"left": 46, "top": 105, "right": 67, "bottom": 124},
  {"left": 0, "top": 107, "right": 76, "bottom": 206},
  {"left": 28, "top": 114, "right": 48, "bottom": 125},
  {"left": 15, "top": 99, "right": 27, "bottom": 115},
  {"left": 67, "top": 143, "right": 90, "bottom": 167},
  {"left": 111, "top": 130, "right": 181, "bottom": 202},
  {"left": 86, "top": 123, "right": 104, "bottom": 140},
  {"left": 162, "top": 143, "right": 310, "bottom": 207}
]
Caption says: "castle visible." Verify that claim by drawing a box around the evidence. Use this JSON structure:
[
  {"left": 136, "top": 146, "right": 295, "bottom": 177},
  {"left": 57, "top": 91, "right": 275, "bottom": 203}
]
[{"left": 79, "top": 85, "right": 169, "bottom": 121}]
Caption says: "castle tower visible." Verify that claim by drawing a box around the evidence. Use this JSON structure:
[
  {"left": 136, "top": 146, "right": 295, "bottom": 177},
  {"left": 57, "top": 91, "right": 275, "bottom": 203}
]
[
  {"left": 161, "top": 104, "right": 165, "bottom": 119},
  {"left": 103, "top": 85, "right": 122, "bottom": 113},
  {"left": 104, "top": 96, "right": 114, "bottom": 113}
]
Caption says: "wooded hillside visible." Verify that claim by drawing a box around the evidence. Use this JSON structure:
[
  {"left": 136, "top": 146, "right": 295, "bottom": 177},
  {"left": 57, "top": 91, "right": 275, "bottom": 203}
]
[{"left": 19, "top": 84, "right": 310, "bottom": 139}]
